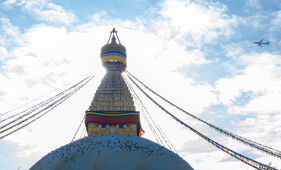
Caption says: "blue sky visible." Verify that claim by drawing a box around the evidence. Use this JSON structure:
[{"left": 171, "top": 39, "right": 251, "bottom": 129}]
[{"left": 0, "top": 0, "right": 281, "bottom": 169}]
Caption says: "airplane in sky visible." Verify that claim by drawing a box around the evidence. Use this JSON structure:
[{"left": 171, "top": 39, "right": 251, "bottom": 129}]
[{"left": 253, "top": 39, "right": 270, "bottom": 47}]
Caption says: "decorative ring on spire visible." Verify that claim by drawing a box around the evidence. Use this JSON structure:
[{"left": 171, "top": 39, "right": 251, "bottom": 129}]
[
  {"left": 101, "top": 51, "right": 127, "bottom": 67},
  {"left": 100, "top": 28, "right": 127, "bottom": 70}
]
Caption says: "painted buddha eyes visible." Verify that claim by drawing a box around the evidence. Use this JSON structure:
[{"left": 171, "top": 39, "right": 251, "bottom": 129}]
[
  {"left": 117, "top": 125, "right": 127, "bottom": 128},
  {"left": 97, "top": 124, "right": 128, "bottom": 128},
  {"left": 98, "top": 124, "right": 108, "bottom": 128}
]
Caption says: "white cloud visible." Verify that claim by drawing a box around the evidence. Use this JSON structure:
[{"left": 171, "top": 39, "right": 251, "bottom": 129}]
[
  {"left": 2, "top": 0, "right": 18, "bottom": 9},
  {"left": 271, "top": 10, "right": 281, "bottom": 29},
  {"left": 246, "top": 14, "right": 268, "bottom": 30},
  {"left": 232, "top": 113, "right": 281, "bottom": 158},
  {"left": 2, "top": 0, "right": 50, "bottom": 10},
  {"left": 235, "top": 93, "right": 281, "bottom": 115},
  {"left": 154, "top": 0, "right": 237, "bottom": 46},
  {"left": 244, "top": 9, "right": 281, "bottom": 32},
  {"left": 224, "top": 44, "right": 245, "bottom": 58},
  {"left": 2, "top": 0, "right": 76, "bottom": 25},
  {"left": 245, "top": 0, "right": 262, "bottom": 10},
  {"left": 91, "top": 11, "right": 107, "bottom": 22},
  {"left": 2, "top": 0, "right": 279, "bottom": 169},
  {"left": 0, "top": 17, "right": 220, "bottom": 168},
  {"left": 21, "top": 0, "right": 50, "bottom": 10},
  {"left": 215, "top": 53, "right": 281, "bottom": 108},
  {"left": 213, "top": 52, "right": 281, "bottom": 167},
  {"left": 38, "top": 3, "right": 77, "bottom": 25},
  {"left": 0, "top": 46, "right": 9, "bottom": 61},
  {"left": 0, "top": 17, "right": 21, "bottom": 45}
]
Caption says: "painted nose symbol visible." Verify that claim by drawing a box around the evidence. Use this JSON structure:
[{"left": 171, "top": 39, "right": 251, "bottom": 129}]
[{"left": 110, "top": 128, "right": 115, "bottom": 134}]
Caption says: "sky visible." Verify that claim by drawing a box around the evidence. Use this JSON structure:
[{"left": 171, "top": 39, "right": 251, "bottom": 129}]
[{"left": 0, "top": 0, "right": 281, "bottom": 169}]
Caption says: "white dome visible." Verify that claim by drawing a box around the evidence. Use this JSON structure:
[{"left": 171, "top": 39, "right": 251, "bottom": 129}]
[{"left": 31, "top": 135, "right": 193, "bottom": 170}]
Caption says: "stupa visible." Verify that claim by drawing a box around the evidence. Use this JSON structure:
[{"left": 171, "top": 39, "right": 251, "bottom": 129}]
[
  {"left": 85, "top": 28, "right": 144, "bottom": 137},
  {"left": 30, "top": 28, "right": 193, "bottom": 170}
]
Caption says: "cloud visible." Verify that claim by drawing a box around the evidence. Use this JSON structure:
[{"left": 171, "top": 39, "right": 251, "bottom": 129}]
[
  {"left": 0, "top": 46, "right": 9, "bottom": 61},
  {"left": 0, "top": 18, "right": 220, "bottom": 169},
  {"left": 215, "top": 53, "right": 281, "bottom": 109},
  {"left": 234, "top": 93, "right": 281, "bottom": 115},
  {"left": 2, "top": 0, "right": 19, "bottom": 9},
  {"left": 244, "top": 0, "right": 262, "bottom": 10},
  {"left": 2, "top": 0, "right": 280, "bottom": 169},
  {"left": 271, "top": 10, "right": 281, "bottom": 29},
  {"left": 2, "top": 0, "right": 50, "bottom": 10},
  {"left": 223, "top": 43, "right": 246, "bottom": 59},
  {"left": 38, "top": 3, "right": 77, "bottom": 25},
  {"left": 2, "top": 0, "right": 76, "bottom": 25},
  {"left": 232, "top": 113, "right": 281, "bottom": 166},
  {"left": 91, "top": 11, "right": 107, "bottom": 22},
  {"left": 154, "top": 0, "right": 237, "bottom": 46},
  {"left": 242, "top": 8, "right": 281, "bottom": 34},
  {"left": 0, "top": 17, "right": 21, "bottom": 45},
  {"left": 21, "top": 0, "right": 50, "bottom": 10},
  {"left": 213, "top": 51, "right": 281, "bottom": 167}
]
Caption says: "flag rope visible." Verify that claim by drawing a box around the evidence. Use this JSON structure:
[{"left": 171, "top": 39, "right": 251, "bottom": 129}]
[{"left": 126, "top": 72, "right": 276, "bottom": 170}]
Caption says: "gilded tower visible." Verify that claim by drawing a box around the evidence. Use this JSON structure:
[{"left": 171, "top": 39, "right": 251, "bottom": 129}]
[{"left": 85, "top": 28, "right": 144, "bottom": 136}]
